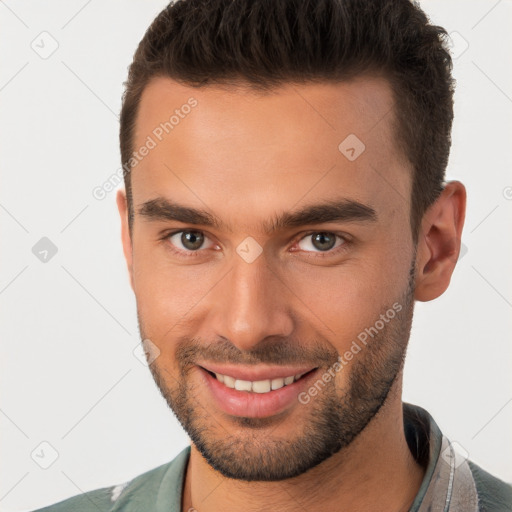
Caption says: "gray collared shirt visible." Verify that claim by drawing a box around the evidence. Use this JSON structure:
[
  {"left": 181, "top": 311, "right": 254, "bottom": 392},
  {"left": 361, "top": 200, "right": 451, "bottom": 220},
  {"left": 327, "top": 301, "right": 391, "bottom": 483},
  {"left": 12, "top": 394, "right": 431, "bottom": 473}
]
[{"left": 32, "top": 402, "right": 512, "bottom": 511}]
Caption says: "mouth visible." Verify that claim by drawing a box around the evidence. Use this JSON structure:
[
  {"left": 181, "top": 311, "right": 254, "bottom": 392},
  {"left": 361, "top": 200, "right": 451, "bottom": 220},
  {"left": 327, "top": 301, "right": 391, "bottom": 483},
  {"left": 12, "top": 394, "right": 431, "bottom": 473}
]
[
  {"left": 201, "top": 367, "right": 316, "bottom": 394},
  {"left": 197, "top": 364, "right": 320, "bottom": 418}
]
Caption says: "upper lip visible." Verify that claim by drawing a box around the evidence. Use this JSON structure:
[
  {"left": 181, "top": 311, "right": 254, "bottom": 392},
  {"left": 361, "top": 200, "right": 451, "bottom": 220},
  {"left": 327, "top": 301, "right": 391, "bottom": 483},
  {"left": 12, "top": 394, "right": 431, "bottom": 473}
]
[{"left": 198, "top": 363, "right": 317, "bottom": 381}]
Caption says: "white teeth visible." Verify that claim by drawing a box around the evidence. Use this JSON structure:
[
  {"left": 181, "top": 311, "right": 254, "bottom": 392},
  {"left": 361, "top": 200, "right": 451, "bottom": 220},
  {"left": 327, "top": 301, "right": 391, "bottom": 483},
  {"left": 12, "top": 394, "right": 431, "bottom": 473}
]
[
  {"left": 223, "top": 375, "right": 236, "bottom": 388},
  {"left": 271, "top": 377, "right": 285, "bottom": 390},
  {"left": 210, "top": 370, "right": 310, "bottom": 393},
  {"left": 252, "top": 379, "right": 272, "bottom": 393},
  {"left": 234, "top": 379, "right": 252, "bottom": 392}
]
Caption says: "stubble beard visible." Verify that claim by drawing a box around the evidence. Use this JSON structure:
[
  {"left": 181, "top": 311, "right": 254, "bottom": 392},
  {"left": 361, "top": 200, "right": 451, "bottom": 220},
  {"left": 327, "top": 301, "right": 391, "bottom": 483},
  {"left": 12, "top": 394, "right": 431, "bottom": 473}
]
[{"left": 141, "top": 263, "right": 415, "bottom": 481}]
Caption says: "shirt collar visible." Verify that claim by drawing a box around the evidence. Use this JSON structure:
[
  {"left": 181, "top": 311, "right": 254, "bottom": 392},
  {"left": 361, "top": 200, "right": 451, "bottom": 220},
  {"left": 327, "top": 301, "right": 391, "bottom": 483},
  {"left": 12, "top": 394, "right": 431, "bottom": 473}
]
[
  {"left": 405, "top": 402, "right": 478, "bottom": 512},
  {"left": 147, "top": 402, "right": 479, "bottom": 512}
]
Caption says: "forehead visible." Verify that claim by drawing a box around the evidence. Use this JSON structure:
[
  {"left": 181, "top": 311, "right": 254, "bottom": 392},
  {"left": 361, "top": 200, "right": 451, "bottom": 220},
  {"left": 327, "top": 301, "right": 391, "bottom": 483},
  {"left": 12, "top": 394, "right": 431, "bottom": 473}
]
[{"left": 130, "top": 76, "right": 411, "bottom": 233}]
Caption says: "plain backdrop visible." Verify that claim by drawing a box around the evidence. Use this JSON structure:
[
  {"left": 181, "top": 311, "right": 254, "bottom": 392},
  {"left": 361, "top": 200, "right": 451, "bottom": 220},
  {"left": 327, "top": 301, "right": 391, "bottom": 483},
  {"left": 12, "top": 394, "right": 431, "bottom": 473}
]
[{"left": 1, "top": 1, "right": 511, "bottom": 510}]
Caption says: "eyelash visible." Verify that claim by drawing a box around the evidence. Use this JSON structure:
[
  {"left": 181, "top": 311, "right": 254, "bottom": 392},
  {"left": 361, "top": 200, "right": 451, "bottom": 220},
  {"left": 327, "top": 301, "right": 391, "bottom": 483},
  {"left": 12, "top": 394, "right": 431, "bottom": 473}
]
[{"left": 159, "top": 229, "right": 352, "bottom": 259}]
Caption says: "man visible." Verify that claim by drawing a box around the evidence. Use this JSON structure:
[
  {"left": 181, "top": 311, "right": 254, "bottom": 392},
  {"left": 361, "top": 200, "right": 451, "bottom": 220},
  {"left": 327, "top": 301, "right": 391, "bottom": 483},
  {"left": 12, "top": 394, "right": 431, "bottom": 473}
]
[{"left": 33, "top": 0, "right": 512, "bottom": 510}]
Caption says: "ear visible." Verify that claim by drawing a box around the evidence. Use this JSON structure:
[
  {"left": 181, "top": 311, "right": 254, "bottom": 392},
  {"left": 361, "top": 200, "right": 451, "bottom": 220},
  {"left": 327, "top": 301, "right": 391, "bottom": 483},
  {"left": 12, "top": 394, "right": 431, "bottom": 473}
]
[
  {"left": 116, "top": 189, "right": 135, "bottom": 291},
  {"left": 414, "top": 181, "right": 466, "bottom": 302}
]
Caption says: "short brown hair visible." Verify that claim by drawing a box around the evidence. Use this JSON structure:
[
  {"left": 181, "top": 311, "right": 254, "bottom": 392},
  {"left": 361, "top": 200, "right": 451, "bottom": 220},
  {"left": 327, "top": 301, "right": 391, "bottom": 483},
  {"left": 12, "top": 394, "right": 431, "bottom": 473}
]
[{"left": 120, "top": 0, "right": 454, "bottom": 240}]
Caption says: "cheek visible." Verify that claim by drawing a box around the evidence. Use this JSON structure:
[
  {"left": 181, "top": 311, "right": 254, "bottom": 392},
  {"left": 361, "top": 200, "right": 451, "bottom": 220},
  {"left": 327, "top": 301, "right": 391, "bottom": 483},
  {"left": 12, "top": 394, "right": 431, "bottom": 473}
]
[
  {"left": 288, "top": 266, "right": 380, "bottom": 335},
  {"left": 131, "top": 229, "right": 412, "bottom": 351},
  {"left": 285, "top": 256, "right": 407, "bottom": 345},
  {"left": 131, "top": 244, "right": 224, "bottom": 337}
]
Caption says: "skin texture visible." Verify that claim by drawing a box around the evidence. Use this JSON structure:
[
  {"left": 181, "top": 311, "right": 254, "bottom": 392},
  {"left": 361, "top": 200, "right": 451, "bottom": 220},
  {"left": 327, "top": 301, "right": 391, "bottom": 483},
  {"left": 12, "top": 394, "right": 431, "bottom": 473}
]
[{"left": 117, "top": 76, "right": 466, "bottom": 511}]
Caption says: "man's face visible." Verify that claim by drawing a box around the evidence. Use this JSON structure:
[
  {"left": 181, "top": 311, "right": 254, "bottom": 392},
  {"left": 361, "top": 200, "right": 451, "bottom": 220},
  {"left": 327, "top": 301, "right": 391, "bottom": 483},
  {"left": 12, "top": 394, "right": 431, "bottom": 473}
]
[{"left": 120, "top": 76, "right": 417, "bottom": 480}]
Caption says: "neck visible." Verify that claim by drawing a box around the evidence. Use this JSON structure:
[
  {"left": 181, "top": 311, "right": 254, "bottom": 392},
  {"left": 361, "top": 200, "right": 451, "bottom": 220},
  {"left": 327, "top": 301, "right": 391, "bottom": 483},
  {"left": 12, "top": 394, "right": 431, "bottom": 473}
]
[{"left": 181, "top": 380, "right": 425, "bottom": 512}]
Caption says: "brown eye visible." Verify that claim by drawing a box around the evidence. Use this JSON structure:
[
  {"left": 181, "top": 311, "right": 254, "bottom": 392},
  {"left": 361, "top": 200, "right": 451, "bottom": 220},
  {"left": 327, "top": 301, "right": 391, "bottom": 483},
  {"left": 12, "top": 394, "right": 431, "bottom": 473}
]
[
  {"left": 167, "top": 230, "right": 214, "bottom": 253},
  {"left": 180, "top": 231, "right": 204, "bottom": 250},
  {"left": 312, "top": 233, "right": 336, "bottom": 251},
  {"left": 297, "top": 232, "right": 345, "bottom": 253}
]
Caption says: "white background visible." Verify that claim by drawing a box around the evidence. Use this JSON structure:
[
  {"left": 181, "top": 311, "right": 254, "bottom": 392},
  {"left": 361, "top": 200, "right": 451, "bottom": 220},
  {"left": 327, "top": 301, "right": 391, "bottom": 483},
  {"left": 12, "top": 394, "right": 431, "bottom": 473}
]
[{"left": 1, "top": 1, "right": 511, "bottom": 510}]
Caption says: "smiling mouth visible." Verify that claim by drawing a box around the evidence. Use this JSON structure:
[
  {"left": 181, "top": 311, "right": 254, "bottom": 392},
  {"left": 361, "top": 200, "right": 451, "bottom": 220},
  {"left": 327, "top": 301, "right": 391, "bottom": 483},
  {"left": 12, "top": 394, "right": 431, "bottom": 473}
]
[{"left": 201, "top": 367, "right": 317, "bottom": 394}]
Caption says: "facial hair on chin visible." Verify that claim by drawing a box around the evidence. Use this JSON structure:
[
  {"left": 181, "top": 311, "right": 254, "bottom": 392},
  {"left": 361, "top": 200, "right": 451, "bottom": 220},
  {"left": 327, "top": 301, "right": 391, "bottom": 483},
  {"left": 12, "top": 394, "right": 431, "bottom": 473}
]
[{"left": 140, "top": 261, "right": 416, "bottom": 482}]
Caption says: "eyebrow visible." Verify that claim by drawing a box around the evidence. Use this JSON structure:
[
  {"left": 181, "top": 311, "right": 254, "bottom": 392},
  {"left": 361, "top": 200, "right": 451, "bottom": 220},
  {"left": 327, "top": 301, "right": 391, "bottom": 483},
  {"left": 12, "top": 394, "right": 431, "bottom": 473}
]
[{"left": 137, "top": 197, "right": 377, "bottom": 233}]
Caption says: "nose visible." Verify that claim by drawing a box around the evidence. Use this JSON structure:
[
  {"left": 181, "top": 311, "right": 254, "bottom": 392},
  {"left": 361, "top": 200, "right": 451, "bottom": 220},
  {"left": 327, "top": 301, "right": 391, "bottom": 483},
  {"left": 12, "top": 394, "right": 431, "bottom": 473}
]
[{"left": 206, "top": 252, "right": 294, "bottom": 352}]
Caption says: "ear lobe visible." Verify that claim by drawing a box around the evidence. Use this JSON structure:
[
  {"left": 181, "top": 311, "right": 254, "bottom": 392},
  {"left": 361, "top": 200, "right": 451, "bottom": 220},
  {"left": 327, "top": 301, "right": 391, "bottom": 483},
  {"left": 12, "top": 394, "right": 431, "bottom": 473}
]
[
  {"left": 116, "top": 189, "right": 135, "bottom": 291},
  {"left": 414, "top": 181, "right": 466, "bottom": 302}
]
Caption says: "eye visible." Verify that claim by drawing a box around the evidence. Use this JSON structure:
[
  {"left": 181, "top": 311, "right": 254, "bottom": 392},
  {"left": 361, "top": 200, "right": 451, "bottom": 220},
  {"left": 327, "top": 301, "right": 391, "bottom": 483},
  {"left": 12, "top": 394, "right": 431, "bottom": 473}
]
[
  {"left": 296, "top": 232, "right": 347, "bottom": 253},
  {"left": 166, "top": 230, "right": 216, "bottom": 254},
  {"left": 162, "top": 229, "right": 349, "bottom": 259}
]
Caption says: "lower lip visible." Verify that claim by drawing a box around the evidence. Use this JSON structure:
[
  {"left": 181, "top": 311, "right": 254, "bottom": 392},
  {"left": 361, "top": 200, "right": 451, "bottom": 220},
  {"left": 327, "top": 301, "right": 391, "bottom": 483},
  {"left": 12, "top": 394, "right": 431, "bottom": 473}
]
[{"left": 198, "top": 366, "right": 319, "bottom": 418}]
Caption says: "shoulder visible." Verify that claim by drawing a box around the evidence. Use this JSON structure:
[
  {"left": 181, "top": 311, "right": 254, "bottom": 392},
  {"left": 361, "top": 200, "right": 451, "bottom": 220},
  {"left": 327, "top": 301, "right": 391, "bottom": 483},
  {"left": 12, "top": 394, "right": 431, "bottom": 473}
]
[
  {"left": 29, "top": 485, "right": 119, "bottom": 512},
  {"left": 30, "top": 448, "right": 190, "bottom": 512},
  {"left": 469, "top": 460, "right": 512, "bottom": 511}
]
